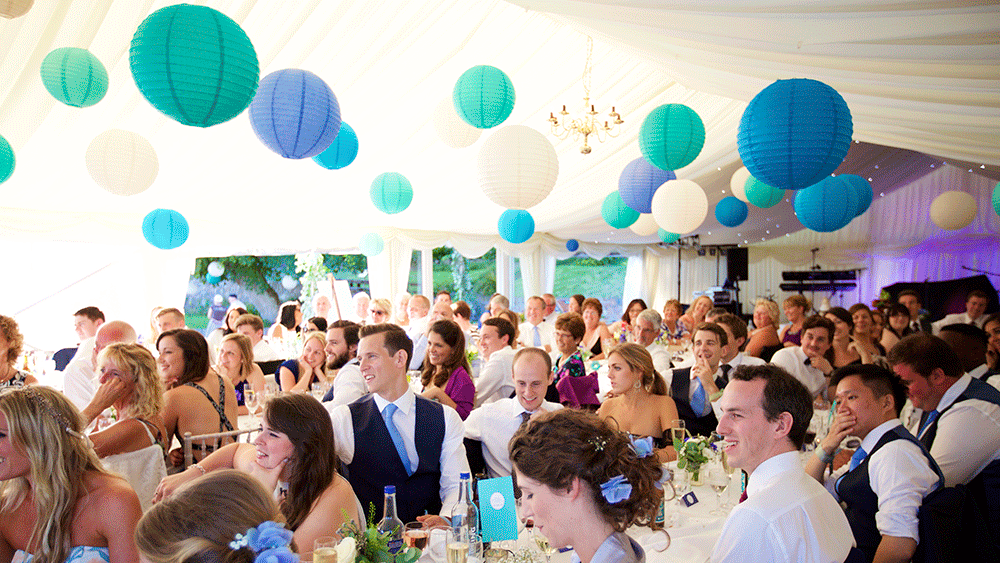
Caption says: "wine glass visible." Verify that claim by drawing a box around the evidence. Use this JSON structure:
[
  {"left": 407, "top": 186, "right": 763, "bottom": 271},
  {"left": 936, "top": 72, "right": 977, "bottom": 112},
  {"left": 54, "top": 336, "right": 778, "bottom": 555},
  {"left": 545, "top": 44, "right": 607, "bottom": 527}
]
[
  {"left": 670, "top": 420, "right": 686, "bottom": 447},
  {"left": 446, "top": 526, "right": 470, "bottom": 563},
  {"left": 244, "top": 390, "right": 260, "bottom": 427},
  {"left": 707, "top": 464, "right": 730, "bottom": 515},
  {"left": 531, "top": 528, "right": 555, "bottom": 563},
  {"left": 314, "top": 536, "right": 339, "bottom": 563}
]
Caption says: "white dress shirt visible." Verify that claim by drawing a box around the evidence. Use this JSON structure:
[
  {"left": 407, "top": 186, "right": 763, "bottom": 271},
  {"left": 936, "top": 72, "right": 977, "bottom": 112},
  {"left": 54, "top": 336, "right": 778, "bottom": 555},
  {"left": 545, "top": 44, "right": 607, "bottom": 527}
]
[
  {"left": 664, "top": 365, "right": 724, "bottom": 417},
  {"left": 645, "top": 343, "right": 672, "bottom": 379},
  {"left": 463, "top": 397, "right": 562, "bottom": 478},
  {"left": 475, "top": 346, "right": 516, "bottom": 407},
  {"left": 62, "top": 353, "right": 96, "bottom": 411},
  {"left": 726, "top": 351, "right": 766, "bottom": 370},
  {"left": 825, "top": 420, "right": 940, "bottom": 541},
  {"left": 327, "top": 388, "right": 469, "bottom": 512},
  {"left": 544, "top": 311, "right": 559, "bottom": 325},
  {"left": 711, "top": 451, "right": 854, "bottom": 563},
  {"left": 770, "top": 346, "right": 828, "bottom": 398},
  {"left": 329, "top": 358, "right": 367, "bottom": 408},
  {"left": 252, "top": 339, "right": 280, "bottom": 361},
  {"left": 932, "top": 312, "right": 987, "bottom": 333},
  {"left": 517, "top": 321, "right": 554, "bottom": 350}
]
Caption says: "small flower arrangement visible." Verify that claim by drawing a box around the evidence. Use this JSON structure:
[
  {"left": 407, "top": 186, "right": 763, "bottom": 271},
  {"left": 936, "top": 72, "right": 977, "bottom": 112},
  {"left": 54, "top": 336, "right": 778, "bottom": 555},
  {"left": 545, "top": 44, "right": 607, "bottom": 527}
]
[
  {"left": 465, "top": 348, "right": 479, "bottom": 368},
  {"left": 337, "top": 506, "right": 421, "bottom": 563},
  {"left": 673, "top": 435, "right": 714, "bottom": 481}
]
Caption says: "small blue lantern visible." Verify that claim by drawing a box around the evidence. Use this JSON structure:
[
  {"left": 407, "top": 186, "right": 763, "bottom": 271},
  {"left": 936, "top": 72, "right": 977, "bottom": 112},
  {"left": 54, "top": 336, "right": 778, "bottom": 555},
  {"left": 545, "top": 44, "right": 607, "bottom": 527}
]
[
  {"left": 715, "top": 196, "right": 749, "bottom": 227},
  {"left": 370, "top": 172, "right": 413, "bottom": 214},
  {"left": 453, "top": 65, "right": 515, "bottom": 129},
  {"left": 249, "top": 69, "right": 341, "bottom": 159},
  {"left": 618, "top": 157, "right": 676, "bottom": 214},
  {"left": 359, "top": 233, "right": 385, "bottom": 257},
  {"left": 312, "top": 122, "right": 358, "bottom": 169},
  {"left": 566, "top": 239, "right": 579, "bottom": 252},
  {"left": 841, "top": 174, "right": 873, "bottom": 217},
  {"left": 794, "top": 176, "right": 854, "bottom": 232},
  {"left": 142, "top": 209, "right": 189, "bottom": 249},
  {"left": 498, "top": 209, "right": 534, "bottom": 244},
  {"left": 602, "top": 192, "right": 640, "bottom": 229},
  {"left": 657, "top": 229, "right": 680, "bottom": 244}
]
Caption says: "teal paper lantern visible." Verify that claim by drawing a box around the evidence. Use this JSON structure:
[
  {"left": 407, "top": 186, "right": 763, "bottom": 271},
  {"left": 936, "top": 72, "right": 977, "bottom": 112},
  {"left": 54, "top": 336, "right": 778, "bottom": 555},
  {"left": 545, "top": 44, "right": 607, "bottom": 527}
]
[
  {"left": 638, "top": 104, "right": 705, "bottom": 171},
  {"left": 0, "top": 135, "right": 13, "bottom": 184},
  {"left": 841, "top": 174, "right": 873, "bottom": 217},
  {"left": 313, "top": 122, "right": 358, "bottom": 169},
  {"left": 206, "top": 273, "right": 221, "bottom": 284},
  {"left": 744, "top": 176, "right": 784, "bottom": 208},
  {"left": 566, "top": 239, "right": 579, "bottom": 252},
  {"left": 359, "top": 232, "right": 385, "bottom": 257},
  {"left": 993, "top": 182, "right": 1000, "bottom": 217},
  {"left": 453, "top": 65, "right": 515, "bottom": 129},
  {"left": 602, "top": 191, "right": 640, "bottom": 229},
  {"left": 370, "top": 172, "right": 413, "bottom": 214},
  {"left": 794, "top": 176, "right": 854, "bottom": 232},
  {"left": 498, "top": 209, "right": 534, "bottom": 244},
  {"left": 130, "top": 4, "right": 259, "bottom": 127},
  {"left": 142, "top": 208, "right": 189, "bottom": 249},
  {"left": 657, "top": 229, "right": 680, "bottom": 244},
  {"left": 715, "top": 196, "right": 748, "bottom": 227},
  {"left": 40, "top": 47, "right": 108, "bottom": 108}
]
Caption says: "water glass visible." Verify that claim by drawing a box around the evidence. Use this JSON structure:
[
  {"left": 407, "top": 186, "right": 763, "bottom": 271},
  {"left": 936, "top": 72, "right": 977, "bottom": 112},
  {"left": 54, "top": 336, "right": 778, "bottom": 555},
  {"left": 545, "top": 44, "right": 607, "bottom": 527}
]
[{"left": 313, "top": 536, "right": 339, "bottom": 563}]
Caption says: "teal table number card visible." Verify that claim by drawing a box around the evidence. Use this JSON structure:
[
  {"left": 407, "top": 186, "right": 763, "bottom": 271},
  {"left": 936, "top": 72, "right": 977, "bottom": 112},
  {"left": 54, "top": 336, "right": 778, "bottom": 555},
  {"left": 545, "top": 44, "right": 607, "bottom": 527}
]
[{"left": 477, "top": 476, "right": 518, "bottom": 542}]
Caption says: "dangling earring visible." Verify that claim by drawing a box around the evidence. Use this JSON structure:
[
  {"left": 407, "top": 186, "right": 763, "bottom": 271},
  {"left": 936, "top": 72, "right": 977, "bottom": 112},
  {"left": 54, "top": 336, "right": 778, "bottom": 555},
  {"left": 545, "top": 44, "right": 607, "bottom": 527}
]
[{"left": 633, "top": 380, "right": 641, "bottom": 389}]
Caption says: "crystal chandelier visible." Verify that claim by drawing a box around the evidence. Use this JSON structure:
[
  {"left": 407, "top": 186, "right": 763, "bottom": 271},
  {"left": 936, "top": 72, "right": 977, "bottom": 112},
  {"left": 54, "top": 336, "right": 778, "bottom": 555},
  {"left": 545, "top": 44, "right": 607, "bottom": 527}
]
[{"left": 548, "top": 37, "right": 624, "bottom": 154}]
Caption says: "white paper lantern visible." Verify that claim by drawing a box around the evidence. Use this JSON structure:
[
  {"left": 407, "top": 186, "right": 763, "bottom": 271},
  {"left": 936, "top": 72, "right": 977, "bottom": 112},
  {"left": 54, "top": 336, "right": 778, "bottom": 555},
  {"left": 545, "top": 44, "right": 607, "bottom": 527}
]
[
  {"left": 281, "top": 275, "right": 298, "bottom": 290},
  {"left": 651, "top": 179, "right": 709, "bottom": 234},
  {"left": 477, "top": 125, "right": 559, "bottom": 209},
  {"left": 207, "top": 261, "right": 225, "bottom": 277},
  {"left": 0, "top": 0, "right": 33, "bottom": 18},
  {"left": 432, "top": 98, "right": 481, "bottom": 149},
  {"left": 629, "top": 214, "right": 659, "bottom": 236},
  {"left": 85, "top": 129, "right": 159, "bottom": 196},
  {"left": 930, "top": 191, "right": 977, "bottom": 230},
  {"left": 730, "top": 167, "right": 751, "bottom": 203}
]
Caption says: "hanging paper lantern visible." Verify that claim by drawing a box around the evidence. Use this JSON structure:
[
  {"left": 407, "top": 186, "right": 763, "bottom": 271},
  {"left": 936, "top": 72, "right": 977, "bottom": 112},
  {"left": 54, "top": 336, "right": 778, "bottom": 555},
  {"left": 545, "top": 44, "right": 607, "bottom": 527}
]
[
  {"left": 0, "top": 0, "right": 33, "bottom": 19},
  {"left": 0, "top": 135, "right": 13, "bottom": 184},
  {"left": 207, "top": 261, "right": 225, "bottom": 277},
  {"left": 85, "top": 129, "right": 159, "bottom": 196},
  {"left": 453, "top": 65, "right": 515, "bottom": 129},
  {"left": 249, "top": 69, "right": 341, "bottom": 159},
  {"left": 651, "top": 179, "right": 708, "bottom": 234},
  {"left": 312, "top": 122, "right": 358, "bottom": 169},
  {"left": 715, "top": 196, "right": 749, "bottom": 227},
  {"left": 793, "top": 176, "right": 854, "bottom": 233},
  {"left": 630, "top": 214, "right": 659, "bottom": 236},
  {"left": 602, "top": 191, "right": 639, "bottom": 229},
  {"left": 841, "top": 174, "right": 873, "bottom": 217},
  {"left": 40, "top": 48, "right": 108, "bottom": 108},
  {"left": 730, "top": 167, "right": 751, "bottom": 203},
  {"left": 359, "top": 233, "right": 385, "bottom": 257},
  {"left": 638, "top": 104, "right": 705, "bottom": 171},
  {"left": 930, "top": 191, "right": 977, "bottom": 230},
  {"left": 738, "top": 78, "right": 853, "bottom": 190},
  {"left": 206, "top": 273, "right": 222, "bottom": 284},
  {"left": 477, "top": 125, "right": 558, "bottom": 209},
  {"left": 744, "top": 176, "right": 784, "bottom": 209},
  {"left": 281, "top": 274, "right": 299, "bottom": 290},
  {"left": 498, "top": 209, "right": 534, "bottom": 244},
  {"left": 142, "top": 209, "right": 188, "bottom": 250},
  {"left": 130, "top": 4, "right": 259, "bottom": 127},
  {"left": 370, "top": 172, "right": 413, "bottom": 214},
  {"left": 657, "top": 229, "right": 680, "bottom": 244},
  {"left": 433, "top": 98, "right": 481, "bottom": 148},
  {"left": 993, "top": 182, "right": 1000, "bottom": 217},
  {"left": 618, "top": 157, "right": 676, "bottom": 214},
  {"left": 566, "top": 239, "right": 579, "bottom": 252}
]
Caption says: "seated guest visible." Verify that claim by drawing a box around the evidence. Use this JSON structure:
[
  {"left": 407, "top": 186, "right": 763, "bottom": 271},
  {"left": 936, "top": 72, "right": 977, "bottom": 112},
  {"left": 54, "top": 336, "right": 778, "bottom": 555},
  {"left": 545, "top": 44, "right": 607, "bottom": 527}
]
[
  {"left": 679, "top": 295, "right": 713, "bottom": 335},
  {"left": 848, "top": 304, "right": 886, "bottom": 357},
  {"left": 779, "top": 295, "right": 811, "bottom": 347},
  {"left": 497, "top": 309, "right": 522, "bottom": 349},
  {"left": 64, "top": 320, "right": 136, "bottom": 410},
  {"left": 155, "top": 307, "right": 186, "bottom": 334},
  {"left": 277, "top": 331, "right": 328, "bottom": 393},
  {"left": 80, "top": 343, "right": 167, "bottom": 512},
  {"left": 610, "top": 298, "right": 647, "bottom": 344},
  {"left": 871, "top": 308, "right": 886, "bottom": 341},
  {"left": 140, "top": 471, "right": 298, "bottom": 563},
  {"left": 314, "top": 293, "right": 333, "bottom": 321},
  {"left": 510, "top": 409, "right": 665, "bottom": 563},
  {"left": 598, "top": 343, "right": 678, "bottom": 462},
  {"left": 68, "top": 306, "right": 104, "bottom": 368},
  {"left": 155, "top": 394, "right": 359, "bottom": 558},
  {"left": 806, "top": 364, "right": 940, "bottom": 563},
  {"left": 745, "top": 298, "right": 782, "bottom": 361},
  {"left": 215, "top": 333, "right": 266, "bottom": 415},
  {"left": 667, "top": 322, "right": 729, "bottom": 436},
  {"left": 771, "top": 315, "right": 836, "bottom": 399},
  {"left": 159, "top": 329, "right": 238, "bottom": 467},
  {"left": 395, "top": 291, "right": 411, "bottom": 326},
  {"left": 269, "top": 301, "right": 302, "bottom": 341},
  {"left": 825, "top": 307, "right": 867, "bottom": 367},
  {"left": 712, "top": 365, "right": 854, "bottom": 563},
  {"left": 580, "top": 297, "right": 613, "bottom": 360},
  {"left": 880, "top": 303, "right": 912, "bottom": 352},
  {"left": 985, "top": 313, "right": 1000, "bottom": 375},
  {"left": 465, "top": 347, "right": 561, "bottom": 477},
  {"left": 206, "top": 306, "right": 247, "bottom": 363},
  {"left": 479, "top": 293, "right": 511, "bottom": 326},
  {"left": 435, "top": 290, "right": 452, "bottom": 306},
  {"left": 474, "top": 317, "right": 516, "bottom": 407},
  {"left": 552, "top": 312, "right": 599, "bottom": 409},
  {"left": 897, "top": 290, "right": 930, "bottom": 333},
  {"left": 406, "top": 295, "right": 432, "bottom": 371},
  {"left": 0, "top": 315, "right": 37, "bottom": 388},
  {"left": 567, "top": 293, "right": 585, "bottom": 314},
  {"left": 518, "top": 296, "right": 555, "bottom": 352},
  {"left": 660, "top": 299, "right": 690, "bottom": 343},
  {"left": 304, "top": 316, "right": 328, "bottom": 333},
  {"left": 712, "top": 313, "right": 766, "bottom": 371},
  {"left": 452, "top": 300, "right": 478, "bottom": 348},
  {"left": 367, "top": 298, "right": 392, "bottom": 325},
  {"left": 932, "top": 289, "right": 990, "bottom": 332},
  {"left": 234, "top": 313, "right": 280, "bottom": 362},
  {"left": 938, "top": 323, "right": 996, "bottom": 381},
  {"left": 632, "top": 309, "right": 671, "bottom": 377},
  {"left": 351, "top": 291, "right": 371, "bottom": 324},
  {"left": 420, "top": 320, "right": 475, "bottom": 420},
  {"left": 322, "top": 320, "right": 367, "bottom": 407},
  {"left": 543, "top": 293, "right": 559, "bottom": 324},
  {"left": 0, "top": 385, "right": 141, "bottom": 562},
  {"left": 326, "top": 324, "right": 469, "bottom": 523}
]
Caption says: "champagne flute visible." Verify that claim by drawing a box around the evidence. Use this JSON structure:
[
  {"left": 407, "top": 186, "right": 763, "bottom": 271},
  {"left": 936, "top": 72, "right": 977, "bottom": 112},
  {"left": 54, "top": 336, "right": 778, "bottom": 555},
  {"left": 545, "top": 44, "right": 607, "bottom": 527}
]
[
  {"left": 531, "top": 528, "right": 555, "bottom": 563},
  {"left": 244, "top": 390, "right": 259, "bottom": 427}
]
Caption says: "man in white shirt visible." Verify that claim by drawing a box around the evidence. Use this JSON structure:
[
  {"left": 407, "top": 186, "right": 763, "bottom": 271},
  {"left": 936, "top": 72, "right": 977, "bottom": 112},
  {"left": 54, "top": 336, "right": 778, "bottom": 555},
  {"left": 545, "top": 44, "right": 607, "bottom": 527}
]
[
  {"left": 712, "top": 313, "right": 766, "bottom": 371},
  {"left": 632, "top": 309, "right": 671, "bottom": 377},
  {"left": 666, "top": 323, "right": 729, "bottom": 436},
  {"left": 326, "top": 323, "right": 469, "bottom": 524},
  {"left": 712, "top": 364, "right": 855, "bottom": 563},
  {"left": 63, "top": 320, "right": 136, "bottom": 411},
  {"left": 474, "top": 317, "right": 517, "bottom": 407},
  {"left": 406, "top": 295, "right": 432, "bottom": 370},
  {"left": 770, "top": 315, "right": 836, "bottom": 399},
  {"left": 806, "top": 364, "right": 940, "bottom": 562},
  {"left": 322, "top": 320, "right": 366, "bottom": 407},
  {"left": 234, "top": 314, "right": 279, "bottom": 361},
  {"left": 542, "top": 293, "right": 559, "bottom": 325},
  {"left": 518, "top": 296, "right": 554, "bottom": 352},
  {"left": 932, "top": 289, "right": 990, "bottom": 333},
  {"left": 465, "top": 347, "right": 562, "bottom": 477},
  {"left": 67, "top": 306, "right": 105, "bottom": 367},
  {"left": 155, "top": 307, "right": 186, "bottom": 333},
  {"left": 350, "top": 291, "right": 370, "bottom": 324}
]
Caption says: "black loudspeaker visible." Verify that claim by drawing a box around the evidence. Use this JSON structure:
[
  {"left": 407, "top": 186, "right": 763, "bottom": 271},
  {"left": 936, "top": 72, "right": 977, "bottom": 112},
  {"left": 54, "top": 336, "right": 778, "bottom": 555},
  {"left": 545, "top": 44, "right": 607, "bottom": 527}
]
[{"left": 728, "top": 247, "right": 748, "bottom": 281}]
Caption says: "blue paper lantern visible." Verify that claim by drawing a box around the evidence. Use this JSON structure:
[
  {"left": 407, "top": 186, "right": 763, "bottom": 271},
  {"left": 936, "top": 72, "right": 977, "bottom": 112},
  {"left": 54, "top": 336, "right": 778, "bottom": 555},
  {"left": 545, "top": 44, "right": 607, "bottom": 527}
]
[
  {"left": 657, "top": 229, "right": 680, "bottom": 244},
  {"left": 206, "top": 273, "right": 222, "bottom": 284},
  {"left": 370, "top": 172, "right": 413, "bottom": 214},
  {"left": 794, "top": 176, "right": 854, "bottom": 232},
  {"left": 142, "top": 209, "right": 189, "bottom": 249},
  {"left": 312, "top": 122, "right": 358, "bottom": 169},
  {"left": 618, "top": 157, "right": 676, "bottom": 214},
  {"left": 498, "top": 209, "right": 534, "bottom": 244},
  {"left": 453, "top": 65, "right": 515, "bottom": 129},
  {"left": 738, "top": 78, "right": 853, "bottom": 190},
  {"left": 40, "top": 47, "right": 108, "bottom": 108},
  {"left": 566, "top": 239, "right": 579, "bottom": 252},
  {"left": 359, "top": 232, "right": 384, "bottom": 257},
  {"left": 0, "top": 135, "right": 13, "bottom": 184},
  {"left": 602, "top": 192, "right": 640, "bottom": 229},
  {"left": 744, "top": 176, "right": 784, "bottom": 208},
  {"left": 130, "top": 4, "right": 259, "bottom": 127},
  {"left": 249, "top": 69, "right": 341, "bottom": 159},
  {"left": 639, "top": 104, "right": 705, "bottom": 171},
  {"left": 715, "top": 197, "right": 749, "bottom": 227},
  {"left": 841, "top": 174, "right": 873, "bottom": 217}
]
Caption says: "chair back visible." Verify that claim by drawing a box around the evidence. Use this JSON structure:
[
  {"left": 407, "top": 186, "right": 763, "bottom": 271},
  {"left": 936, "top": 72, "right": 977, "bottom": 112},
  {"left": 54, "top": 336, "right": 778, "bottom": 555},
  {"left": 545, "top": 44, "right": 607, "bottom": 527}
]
[{"left": 182, "top": 426, "right": 260, "bottom": 468}]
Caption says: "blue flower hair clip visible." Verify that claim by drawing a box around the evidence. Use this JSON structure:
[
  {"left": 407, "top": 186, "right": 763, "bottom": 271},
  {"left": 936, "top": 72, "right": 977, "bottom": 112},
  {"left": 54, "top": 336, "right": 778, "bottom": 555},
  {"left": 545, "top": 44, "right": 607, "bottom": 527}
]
[
  {"left": 600, "top": 474, "right": 632, "bottom": 504},
  {"left": 628, "top": 435, "right": 654, "bottom": 458},
  {"left": 230, "top": 521, "right": 298, "bottom": 563}
]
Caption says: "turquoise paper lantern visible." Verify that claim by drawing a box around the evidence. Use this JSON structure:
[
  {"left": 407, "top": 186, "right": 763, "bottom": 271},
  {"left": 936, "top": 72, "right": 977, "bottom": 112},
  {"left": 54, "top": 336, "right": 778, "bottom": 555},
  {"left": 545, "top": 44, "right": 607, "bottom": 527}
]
[
  {"left": 142, "top": 209, "right": 189, "bottom": 249},
  {"left": 794, "top": 176, "right": 854, "bottom": 232},
  {"left": 715, "top": 196, "right": 748, "bottom": 227},
  {"left": 312, "top": 122, "right": 358, "bottom": 169},
  {"left": 993, "top": 182, "right": 1000, "bottom": 216},
  {"left": 618, "top": 157, "right": 676, "bottom": 214},
  {"left": 0, "top": 135, "right": 13, "bottom": 184},
  {"left": 130, "top": 4, "right": 259, "bottom": 127},
  {"left": 841, "top": 174, "right": 873, "bottom": 217},
  {"left": 249, "top": 69, "right": 341, "bottom": 159},
  {"left": 453, "top": 65, "right": 515, "bottom": 129},
  {"left": 40, "top": 47, "right": 108, "bottom": 108},
  {"left": 738, "top": 78, "right": 853, "bottom": 190},
  {"left": 566, "top": 239, "right": 579, "bottom": 252},
  {"left": 359, "top": 233, "right": 384, "bottom": 257},
  {"left": 744, "top": 176, "right": 784, "bottom": 208},
  {"left": 206, "top": 273, "right": 221, "bottom": 284},
  {"left": 370, "top": 172, "right": 413, "bottom": 214},
  {"left": 602, "top": 192, "right": 640, "bottom": 229},
  {"left": 498, "top": 209, "right": 534, "bottom": 244},
  {"left": 638, "top": 104, "right": 705, "bottom": 171},
  {"left": 657, "top": 229, "right": 680, "bottom": 244}
]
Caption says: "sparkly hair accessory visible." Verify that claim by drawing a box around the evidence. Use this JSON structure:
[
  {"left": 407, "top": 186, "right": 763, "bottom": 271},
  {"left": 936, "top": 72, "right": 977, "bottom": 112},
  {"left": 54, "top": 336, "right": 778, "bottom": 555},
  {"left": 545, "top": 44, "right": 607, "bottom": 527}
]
[
  {"left": 600, "top": 474, "right": 632, "bottom": 504},
  {"left": 628, "top": 435, "right": 654, "bottom": 458},
  {"left": 229, "top": 521, "right": 298, "bottom": 563},
  {"left": 588, "top": 436, "right": 607, "bottom": 452},
  {"left": 21, "top": 386, "right": 85, "bottom": 441}
]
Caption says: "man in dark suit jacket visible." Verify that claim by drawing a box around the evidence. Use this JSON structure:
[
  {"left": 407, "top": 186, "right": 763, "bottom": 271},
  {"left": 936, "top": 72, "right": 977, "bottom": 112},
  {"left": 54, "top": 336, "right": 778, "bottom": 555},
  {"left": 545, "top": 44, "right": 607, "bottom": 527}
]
[
  {"left": 669, "top": 322, "right": 730, "bottom": 436},
  {"left": 898, "top": 289, "right": 931, "bottom": 333}
]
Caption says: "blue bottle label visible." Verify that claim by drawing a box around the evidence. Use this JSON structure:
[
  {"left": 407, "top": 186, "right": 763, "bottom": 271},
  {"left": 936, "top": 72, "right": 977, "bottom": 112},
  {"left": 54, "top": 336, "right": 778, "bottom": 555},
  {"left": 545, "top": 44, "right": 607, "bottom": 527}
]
[{"left": 387, "top": 538, "right": 404, "bottom": 554}]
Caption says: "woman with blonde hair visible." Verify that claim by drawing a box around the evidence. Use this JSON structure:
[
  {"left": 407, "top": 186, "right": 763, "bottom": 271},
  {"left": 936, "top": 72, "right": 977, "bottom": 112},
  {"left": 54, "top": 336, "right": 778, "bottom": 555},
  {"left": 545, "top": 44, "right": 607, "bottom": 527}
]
[
  {"left": 368, "top": 298, "right": 393, "bottom": 325},
  {"left": 779, "top": 295, "right": 811, "bottom": 347},
  {"left": 0, "top": 385, "right": 142, "bottom": 562},
  {"left": 678, "top": 295, "right": 713, "bottom": 334},
  {"left": 597, "top": 343, "right": 678, "bottom": 462},
  {"left": 745, "top": 298, "right": 782, "bottom": 361},
  {"left": 215, "top": 333, "right": 265, "bottom": 415},
  {"left": 276, "top": 331, "right": 328, "bottom": 393},
  {"left": 0, "top": 315, "right": 37, "bottom": 388},
  {"left": 420, "top": 320, "right": 475, "bottom": 420}
]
